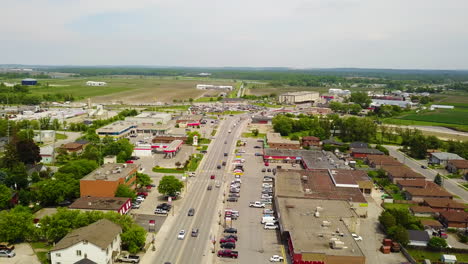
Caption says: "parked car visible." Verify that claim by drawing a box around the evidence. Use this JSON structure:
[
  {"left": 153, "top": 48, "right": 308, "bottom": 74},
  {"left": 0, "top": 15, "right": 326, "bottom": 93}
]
[
  {"left": 154, "top": 208, "right": 168, "bottom": 215},
  {"left": 220, "top": 242, "right": 236, "bottom": 249},
  {"left": 255, "top": 153, "right": 262, "bottom": 156},
  {"left": 261, "top": 199, "right": 272, "bottom": 205},
  {"left": 262, "top": 168, "right": 266, "bottom": 172},
  {"left": 264, "top": 223, "right": 279, "bottom": 230},
  {"left": 254, "top": 146, "right": 261, "bottom": 148},
  {"left": 263, "top": 209, "right": 274, "bottom": 214},
  {"left": 0, "top": 244, "right": 14, "bottom": 251},
  {"left": 217, "top": 249, "right": 238, "bottom": 258},
  {"left": 263, "top": 178, "right": 273, "bottom": 182},
  {"left": 224, "top": 152, "right": 228, "bottom": 156},
  {"left": 220, "top": 238, "right": 236, "bottom": 243},
  {"left": 351, "top": 233, "right": 363, "bottom": 241},
  {"left": 224, "top": 227, "right": 238, "bottom": 233},
  {"left": 118, "top": 254, "right": 140, "bottom": 263},
  {"left": 228, "top": 193, "right": 240, "bottom": 198},
  {"left": 188, "top": 208, "right": 195, "bottom": 216},
  {"left": 0, "top": 250, "right": 15, "bottom": 258},
  {"left": 132, "top": 203, "right": 140, "bottom": 209},
  {"left": 227, "top": 197, "right": 238, "bottom": 202},
  {"left": 137, "top": 192, "right": 148, "bottom": 197},
  {"left": 177, "top": 230, "right": 186, "bottom": 240},
  {"left": 421, "top": 165, "right": 427, "bottom": 169},
  {"left": 270, "top": 255, "right": 284, "bottom": 262},
  {"left": 211, "top": 175, "right": 216, "bottom": 179},
  {"left": 215, "top": 181, "right": 221, "bottom": 188},
  {"left": 135, "top": 196, "right": 145, "bottom": 202},
  {"left": 224, "top": 234, "right": 238, "bottom": 241},
  {"left": 217, "top": 165, "right": 222, "bottom": 169},
  {"left": 191, "top": 228, "right": 199, "bottom": 237},
  {"left": 249, "top": 201, "right": 265, "bottom": 208},
  {"left": 262, "top": 194, "right": 273, "bottom": 199},
  {"left": 267, "top": 168, "right": 271, "bottom": 172}
]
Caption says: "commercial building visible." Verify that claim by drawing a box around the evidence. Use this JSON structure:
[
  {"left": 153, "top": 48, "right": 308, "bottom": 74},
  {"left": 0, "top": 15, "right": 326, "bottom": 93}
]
[
  {"left": 176, "top": 115, "right": 203, "bottom": 127},
  {"left": 80, "top": 163, "right": 138, "bottom": 198},
  {"left": 152, "top": 134, "right": 187, "bottom": 143},
  {"left": 135, "top": 124, "right": 171, "bottom": 136},
  {"left": 429, "top": 152, "right": 464, "bottom": 166},
  {"left": 251, "top": 115, "right": 273, "bottom": 124},
  {"left": 278, "top": 91, "right": 320, "bottom": 104},
  {"left": 69, "top": 197, "right": 131, "bottom": 215},
  {"left": 125, "top": 112, "right": 172, "bottom": 125},
  {"left": 277, "top": 198, "right": 365, "bottom": 264},
  {"left": 263, "top": 149, "right": 348, "bottom": 170},
  {"left": 351, "top": 148, "right": 384, "bottom": 158},
  {"left": 328, "top": 89, "right": 351, "bottom": 96},
  {"left": 370, "top": 99, "right": 414, "bottom": 108},
  {"left": 266, "top": 133, "right": 300, "bottom": 150},
  {"left": 50, "top": 219, "right": 121, "bottom": 264},
  {"left": 21, "top": 78, "right": 37, "bottom": 85},
  {"left": 96, "top": 121, "right": 136, "bottom": 139},
  {"left": 196, "top": 84, "right": 233, "bottom": 90},
  {"left": 301, "top": 136, "right": 320, "bottom": 147},
  {"left": 86, "top": 81, "right": 107, "bottom": 86}
]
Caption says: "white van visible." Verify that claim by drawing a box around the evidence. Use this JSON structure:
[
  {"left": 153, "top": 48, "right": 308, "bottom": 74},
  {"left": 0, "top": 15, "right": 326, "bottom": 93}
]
[{"left": 261, "top": 215, "right": 277, "bottom": 224}]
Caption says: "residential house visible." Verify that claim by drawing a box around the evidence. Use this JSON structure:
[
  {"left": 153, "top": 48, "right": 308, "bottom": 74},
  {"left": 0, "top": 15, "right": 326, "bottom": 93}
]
[
  {"left": 49, "top": 219, "right": 122, "bottom": 264},
  {"left": 382, "top": 165, "right": 425, "bottom": 183},
  {"left": 409, "top": 206, "right": 436, "bottom": 218},
  {"left": 439, "top": 211, "right": 468, "bottom": 229},
  {"left": 40, "top": 146, "right": 55, "bottom": 164},
  {"left": 407, "top": 230, "right": 431, "bottom": 247},
  {"left": 69, "top": 197, "right": 131, "bottom": 215},
  {"left": 446, "top": 160, "right": 468, "bottom": 178},
  {"left": 429, "top": 152, "right": 464, "bottom": 166},
  {"left": 301, "top": 136, "right": 320, "bottom": 147},
  {"left": 396, "top": 179, "right": 429, "bottom": 190},
  {"left": 366, "top": 155, "right": 401, "bottom": 169},
  {"left": 420, "top": 219, "right": 444, "bottom": 230},
  {"left": 423, "top": 198, "right": 467, "bottom": 213},
  {"left": 405, "top": 185, "right": 453, "bottom": 202},
  {"left": 61, "top": 142, "right": 85, "bottom": 154},
  {"left": 350, "top": 142, "right": 369, "bottom": 149},
  {"left": 351, "top": 148, "right": 384, "bottom": 159}
]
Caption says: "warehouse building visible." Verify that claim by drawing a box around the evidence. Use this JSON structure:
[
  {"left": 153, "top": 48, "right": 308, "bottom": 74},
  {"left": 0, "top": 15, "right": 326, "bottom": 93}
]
[
  {"left": 196, "top": 84, "right": 233, "bottom": 90},
  {"left": 86, "top": 81, "right": 107, "bottom": 86},
  {"left": 266, "top": 132, "right": 300, "bottom": 149},
  {"left": 125, "top": 112, "right": 172, "bottom": 125},
  {"left": 21, "top": 78, "right": 37, "bottom": 85},
  {"left": 96, "top": 121, "right": 136, "bottom": 139},
  {"left": 279, "top": 91, "right": 320, "bottom": 104}
]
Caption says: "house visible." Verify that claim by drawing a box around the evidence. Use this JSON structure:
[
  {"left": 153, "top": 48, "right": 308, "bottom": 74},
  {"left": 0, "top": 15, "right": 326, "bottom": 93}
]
[
  {"left": 49, "top": 219, "right": 122, "bottom": 264},
  {"left": 75, "top": 140, "right": 90, "bottom": 149},
  {"left": 407, "top": 230, "right": 431, "bottom": 247},
  {"left": 382, "top": 165, "right": 425, "bottom": 183},
  {"left": 420, "top": 219, "right": 444, "bottom": 230},
  {"left": 40, "top": 146, "right": 55, "bottom": 164},
  {"left": 429, "top": 152, "right": 464, "bottom": 166},
  {"left": 351, "top": 148, "right": 384, "bottom": 159},
  {"left": 446, "top": 160, "right": 468, "bottom": 178},
  {"left": 405, "top": 185, "right": 453, "bottom": 202},
  {"left": 301, "top": 136, "right": 320, "bottom": 147},
  {"left": 366, "top": 155, "right": 400, "bottom": 168},
  {"left": 349, "top": 142, "right": 369, "bottom": 149},
  {"left": 61, "top": 142, "right": 85, "bottom": 154},
  {"left": 409, "top": 206, "right": 436, "bottom": 217},
  {"left": 396, "top": 179, "right": 428, "bottom": 190},
  {"left": 423, "top": 198, "right": 467, "bottom": 213},
  {"left": 69, "top": 197, "right": 131, "bottom": 215},
  {"left": 251, "top": 115, "right": 273, "bottom": 124},
  {"left": 439, "top": 211, "right": 468, "bottom": 229}
]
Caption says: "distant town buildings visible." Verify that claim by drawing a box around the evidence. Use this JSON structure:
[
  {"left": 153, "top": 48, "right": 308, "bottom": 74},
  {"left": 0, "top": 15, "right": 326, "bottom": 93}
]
[{"left": 86, "top": 81, "right": 107, "bottom": 86}]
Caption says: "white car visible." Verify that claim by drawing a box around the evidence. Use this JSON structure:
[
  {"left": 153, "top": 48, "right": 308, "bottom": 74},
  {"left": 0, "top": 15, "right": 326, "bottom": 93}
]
[
  {"left": 262, "top": 183, "right": 273, "bottom": 188},
  {"left": 263, "top": 209, "right": 274, "bottom": 214},
  {"left": 351, "top": 233, "right": 362, "bottom": 241},
  {"left": 264, "top": 223, "right": 279, "bottom": 230},
  {"left": 262, "top": 194, "right": 273, "bottom": 199},
  {"left": 263, "top": 178, "right": 273, "bottom": 182},
  {"left": 270, "top": 255, "right": 284, "bottom": 262},
  {"left": 135, "top": 196, "right": 145, "bottom": 202},
  {"left": 249, "top": 201, "right": 266, "bottom": 208},
  {"left": 177, "top": 230, "right": 186, "bottom": 240},
  {"left": 238, "top": 149, "right": 246, "bottom": 153}
]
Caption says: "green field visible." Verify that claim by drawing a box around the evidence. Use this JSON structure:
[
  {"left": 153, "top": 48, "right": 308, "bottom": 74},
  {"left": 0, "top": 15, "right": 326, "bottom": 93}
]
[{"left": 407, "top": 248, "right": 468, "bottom": 262}]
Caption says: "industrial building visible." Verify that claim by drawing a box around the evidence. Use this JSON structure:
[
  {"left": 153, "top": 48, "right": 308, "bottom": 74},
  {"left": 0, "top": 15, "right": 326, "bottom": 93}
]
[
  {"left": 196, "top": 84, "right": 233, "bottom": 90},
  {"left": 328, "top": 88, "right": 351, "bottom": 96},
  {"left": 96, "top": 121, "right": 136, "bottom": 139},
  {"left": 21, "top": 78, "right": 37, "bottom": 85},
  {"left": 80, "top": 163, "right": 138, "bottom": 198},
  {"left": 278, "top": 91, "right": 320, "bottom": 104},
  {"left": 125, "top": 112, "right": 172, "bottom": 125}
]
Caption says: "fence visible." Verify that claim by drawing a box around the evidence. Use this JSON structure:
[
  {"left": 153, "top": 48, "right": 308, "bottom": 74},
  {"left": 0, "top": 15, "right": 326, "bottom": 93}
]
[{"left": 401, "top": 247, "right": 418, "bottom": 264}]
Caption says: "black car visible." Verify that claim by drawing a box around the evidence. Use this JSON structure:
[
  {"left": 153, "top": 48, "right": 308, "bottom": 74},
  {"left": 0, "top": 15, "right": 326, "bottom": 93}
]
[
  {"left": 254, "top": 146, "right": 261, "bottom": 148},
  {"left": 220, "top": 242, "right": 236, "bottom": 249},
  {"left": 222, "top": 161, "right": 227, "bottom": 166},
  {"left": 262, "top": 168, "right": 266, "bottom": 172},
  {"left": 191, "top": 228, "right": 199, "bottom": 237},
  {"left": 224, "top": 227, "right": 238, "bottom": 234},
  {"left": 207, "top": 185, "right": 213, "bottom": 191},
  {"left": 224, "top": 234, "right": 238, "bottom": 241},
  {"left": 217, "top": 165, "right": 222, "bottom": 169},
  {"left": 188, "top": 208, "right": 195, "bottom": 216},
  {"left": 157, "top": 203, "right": 172, "bottom": 211},
  {"left": 227, "top": 197, "right": 238, "bottom": 202},
  {"left": 228, "top": 193, "right": 240, "bottom": 198},
  {"left": 267, "top": 168, "right": 272, "bottom": 172},
  {"left": 224, "top": 152, "right": 228, "bottom": 156}
]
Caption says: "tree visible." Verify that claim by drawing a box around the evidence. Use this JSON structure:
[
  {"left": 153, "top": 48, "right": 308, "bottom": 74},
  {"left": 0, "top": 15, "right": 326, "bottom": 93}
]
[
  {"left": 0, "top": 206, "right": 34, "bottom": 243},
  {"left": 390, "top": 225, "right": 409, "bottom": 246},
  {"left": 272, "top": 115, "right": 293, "bottom": 136},
  {"left": 175, "top": 161, "right": 182, "bottom": 168},
  {"left": 157, "top": 175, "right": 184, "bottom": 196},
  {"left": 427, "top": 236, "right": 447, "bottom": 251},
  {"left": 121, "top": 225, "right": 146, "bottom": 254},
  {"left": 434, "top": 174, "right": 443, "bottom": 186},
  {"left": 58, "top": 159, "right": 98, "bottom": 179},
  {"left": 136, "top": 173, "right": 152, "bottom": 187},
  {"left": 1, "top": 143, "right": 20, "bottom": 170},
  {"left": 115, "top": 184, "right": 136, "bottom": 199},
  {"left": 32, "top": 174, "right": 79, "bottom": 205},
  {"left": 3, "top": 163, "right": 29, "bottom": 190},
  {"left": 252, "top": 129, "right": 259, "bottom": 137},
  {"left": 407, "top": 134, "right": 428, "bottom": 159},
  {"left": 350, "top": 92, "right": 372, "bottom": 108},
  {"left": 379, "top": 211, "right": 396, "bottom": 230},
  {"left": 16, "top": 139, "right": 41, "bottom": 164},
  {"left": 189, "top": 98, "right": 194, "bottom": 104},
  {"left": 0, "top": 184, "right": 12, "bottom": 209}
]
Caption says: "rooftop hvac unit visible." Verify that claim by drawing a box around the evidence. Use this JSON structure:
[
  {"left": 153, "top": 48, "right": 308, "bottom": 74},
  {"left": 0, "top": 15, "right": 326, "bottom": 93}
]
[
  {"left": 305, "top": 188, "right": 311, "bottom": 194},
  {"left": 332, "top": 240, "right": 345, "bottom": 249},
  {"left": 302, "top": 175, "right": 308, "bottom": 181},
  {"left": 322, "top": 220, "right": 331, "bottom": 227},
  {"left": 331, "top": 170, "right": 337, "bottom": 174},
  {"left": 314, "top": 211, "right": 320, "bottom": 218}
]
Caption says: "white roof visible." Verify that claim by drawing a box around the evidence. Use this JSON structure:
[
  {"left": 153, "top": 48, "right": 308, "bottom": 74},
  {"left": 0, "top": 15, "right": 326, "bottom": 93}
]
[{"left": 442, "top": 254, "right": 457, "bottom": 261}]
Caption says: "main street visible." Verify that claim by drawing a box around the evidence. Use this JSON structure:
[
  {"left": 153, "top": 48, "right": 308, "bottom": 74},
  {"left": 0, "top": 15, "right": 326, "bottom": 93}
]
[
  {"left": 144, "top": 115, "right": 247, "bottom": 264},
  {"left": 385, "top": 145, "right": 468, "bottom": 202}
]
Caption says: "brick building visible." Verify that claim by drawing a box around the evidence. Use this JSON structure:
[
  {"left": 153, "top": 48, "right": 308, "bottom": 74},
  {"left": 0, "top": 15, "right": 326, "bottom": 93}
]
[
  {"left": 301, "top": 136, "right": 320, "bottom": 147},
  {"left": 266, "top": 133, "right": 300, "bottom": 150},
  {"left": 423, "top": 198, "right": 467, "bottom": 213}
]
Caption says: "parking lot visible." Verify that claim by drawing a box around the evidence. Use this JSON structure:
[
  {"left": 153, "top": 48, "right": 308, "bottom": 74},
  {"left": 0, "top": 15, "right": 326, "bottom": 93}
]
[{"left": 215, "top": 137, "right": 284, "bottom": 263}]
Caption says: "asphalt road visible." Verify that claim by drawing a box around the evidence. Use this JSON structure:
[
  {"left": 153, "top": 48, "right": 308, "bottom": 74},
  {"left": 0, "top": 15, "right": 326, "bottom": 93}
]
[
  {"left": 385, "top": 145, "right": 468, "bottom": 202},
  {"left": 148, "top": 115, "right": 247, "bottom": 264}
]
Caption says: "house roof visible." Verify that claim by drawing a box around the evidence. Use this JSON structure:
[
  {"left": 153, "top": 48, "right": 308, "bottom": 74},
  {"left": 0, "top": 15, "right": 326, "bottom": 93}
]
[
  {"left": 431, "top": 152, "right": 464, "bottom": 161},
  {"left": 69, "top": 197, "right": 130, "bottom": 211},
  {"left": 322, "top": 139, "right": 345, "bottom": 146},
  {"left": 448, "top": 159, "right": 468, "bottom": 169},
  {"left": 410, "top": 206, "right": 435, "bottom": 213},
  {"left": 350, "top": 142, "right": 369, "bottom": 148},
  {"left": 51, "top": 219, "right": 122, "bottom": 252},
  {"left": 75, "top": 140, "right": 90, "bottom": 145},
  {"left": 366, "top": 155, "right": 401, "bottom": 166},
  {"left": 382, "top": 165, "right": 425, "bottom": 179},
  {"left": 351, "top": 148, "right": 384, "bottom": 155},
  {"left": 408, "top": 230, "right": 430, "bottom": 242},
  {"left": 74, "top": 259, "right": 97, "bottom": 264},
  {"left": 420, "top": 219, "right": 443, "bottom": 228},
  {"left": 424, "top": 198, "right": 467, "bottom": 209},
  {"left": 62, "top": 142, "right": 83, "bottom": 150},
  {"left": 302, "top": 136, "right": 320, "bottom": 141},
  {"left": 397, "top": 179, "right": 428, "bottom": 188},
  {"left": 440, "top": 211, "right": 468, "bottom": 223},
  {"left": 405, "top": 185, "right": 453, "bottom": 198}
]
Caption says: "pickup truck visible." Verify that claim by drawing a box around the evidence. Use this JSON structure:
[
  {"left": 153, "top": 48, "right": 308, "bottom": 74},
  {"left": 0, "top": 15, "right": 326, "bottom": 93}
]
[
  {"left": 217, "top": 249, "right": 238, "bottom": 258},
  {"left": 249, "top": 201, "right": 265, "bottom": 208},
  {"left": 117, "top": 255, "right": 140, "bottom": 263}
]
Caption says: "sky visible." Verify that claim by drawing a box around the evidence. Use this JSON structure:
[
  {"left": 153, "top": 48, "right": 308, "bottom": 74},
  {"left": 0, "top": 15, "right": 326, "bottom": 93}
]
[{"left": 1, "top": 0, "right": 468, "bottom": 69}]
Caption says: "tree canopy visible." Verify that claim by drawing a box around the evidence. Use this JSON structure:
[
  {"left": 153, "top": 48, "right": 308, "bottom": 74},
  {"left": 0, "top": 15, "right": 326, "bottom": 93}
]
[{"left": 157, "top": 175, "right": 184, "bottom": 196}]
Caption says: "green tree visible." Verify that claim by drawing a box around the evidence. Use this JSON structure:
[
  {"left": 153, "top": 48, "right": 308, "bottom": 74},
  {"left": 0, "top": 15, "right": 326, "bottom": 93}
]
[
  {"left": 32, "top": 174, "right": 79, "bottom": 205},
  {"left": 1, "top": 143, "right": 20, "bottom": 170},
  {"left": 252, "top": 129, "right": 259, "bottom": 137},
  {"left": 157, "top": 175, "right": 184, "bottom": 196},
  {"left": 379, "top": 211, "right": 396, "bottom": 230},
  {"left": 136, "top": 173, "right": 152, "bottom": 187},
  {"left": 272, "top": 115, "right": 293, "bottom": 136},
  {"left": 3, "top": 163, "right": 29, "bottom": 189},
  {"left": 390, "top": 225, "right": 409, "bottom": 246},
  {"left": 434, "top": 174, "right": 443, "bottom": 186},
  {"left": 81, "top": 145, "right": 102, "bottom": 162},
  {"left": 0, "top": 184, "right": 12, "bottom": 209},
  {"left": 350, "top": 92, "right": 372, "bottom": 108},
  {"left": 115, "top": 184, "right": 136, "bottom": 199},
  {"left": 16, "top": 139, "right": 41, "bottom": 164},
  {"left": 427, "top": 236, "right": 447, "bottom": 251},
  {"left": 58, "top": 159, "right": 98, "bottom": 179},
  {"left": 0, "top": 206, "right": 34, "bottom": 243},
  {"left": 121, "top": 225, "right": 146, "bottom": 254},
  {"left": 408, "top": 134, "right": 428, "bottom": 159}
]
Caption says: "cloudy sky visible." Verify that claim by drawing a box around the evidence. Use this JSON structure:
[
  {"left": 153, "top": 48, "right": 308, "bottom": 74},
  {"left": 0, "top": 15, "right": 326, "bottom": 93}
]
[{"left": 1, "top": 0, "right": 468, "bottom": 69}]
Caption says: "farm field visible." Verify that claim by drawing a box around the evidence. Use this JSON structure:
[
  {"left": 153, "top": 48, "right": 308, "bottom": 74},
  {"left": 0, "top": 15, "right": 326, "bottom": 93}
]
[
  {"left": 246, "top": 85, "right": 328, "bottom": 96},
  {"left": 11, "top": 77, "right": 236, "bottom": 104}
]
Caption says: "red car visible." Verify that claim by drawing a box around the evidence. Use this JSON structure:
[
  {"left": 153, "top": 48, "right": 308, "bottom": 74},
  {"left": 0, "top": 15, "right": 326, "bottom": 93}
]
[
  {"left": 264, "top": 162, "right": 269, "bottom": 166},
  {"left": 137, "top": 192, "right": 148, "bottom": 197},
  {"left": 220, "top": 238, "right": 236, "bottom": 243},
  {"left": 210, "top": 175, "right": 215, "bottom": 179},
  {"left": 126, "top": 160, "right": 134, "bottom": 164},
  {"left": 217, "top": 250, "right": 238, "bottom": 258}
]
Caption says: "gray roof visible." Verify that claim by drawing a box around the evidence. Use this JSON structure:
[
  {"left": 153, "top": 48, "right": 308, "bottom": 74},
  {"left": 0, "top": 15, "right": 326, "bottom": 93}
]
[
  {"left": 408, "top": 230, "right": 430, "bottom": 242},
  {"left": 51, "top": 219, "right": 122, "bottom": 252},
  {"left": 350, "top": 142, "right": 369, "bottom": 148},
  {"left": 74, "top": 259, "right": 97, "bottom": 264},
  {"left": 431, "top": 152, "right": 464, "bottom": 161},
  {"left": 352, "top": 148, "right": 384, "bottom": 155}
]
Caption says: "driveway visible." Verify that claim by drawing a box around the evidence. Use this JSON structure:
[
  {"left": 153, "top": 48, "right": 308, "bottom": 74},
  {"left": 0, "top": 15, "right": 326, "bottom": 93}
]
[{"left": 0, "top": 243, "right": 40, "bottom": 264}]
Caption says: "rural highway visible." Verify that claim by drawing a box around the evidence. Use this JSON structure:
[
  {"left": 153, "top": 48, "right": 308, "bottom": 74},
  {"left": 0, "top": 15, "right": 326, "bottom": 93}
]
[
  {"left": 385, "top": 145, "right": 468, "bottom": 202},
  {"left": 148, "top": 115, "right": 247, "bottom": 264}
]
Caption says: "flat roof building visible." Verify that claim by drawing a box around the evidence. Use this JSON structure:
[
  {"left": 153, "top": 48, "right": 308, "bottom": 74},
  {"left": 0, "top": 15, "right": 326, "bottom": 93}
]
[
  {"left": 266, "top": 132, "right": 300, "bottom": 150},
  {"left": 69, "top": 197, "right": 131, "bottom": 215},
  {"left": 96, "top": 121, "right": 136, "bottom": 139},
  {"left": 279, "top": 91, "right": 320, "bottom": 104},
  {"left": 125, "top": 112, "right": 172, "bottom": 125}
]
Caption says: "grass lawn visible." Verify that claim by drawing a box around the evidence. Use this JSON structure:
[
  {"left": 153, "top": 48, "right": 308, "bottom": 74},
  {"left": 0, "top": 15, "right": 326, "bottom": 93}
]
[
  {"left": 186, "top": 154, "right": 203, "bottom": 171},
  {"left": 152, "top": 167, "right": 185, "bottom": 174},
  {"left": 198, "top": 138, "right": 211, "bottom": 144},
  {"left": 31, "top": 242, "right": 52, "bottom": 250},
  {"left": 407, "top": 248, "right": 468, "bottom": 262},
  {"left": 55, "top": 133, "right": 68, "bottom": 140},
  {"left": 211, "top": 129, "right": 217, "bottom": 136},
  {"left": 382, "top": 203, "right": 415, "bottom": 210},
  {"left": 194, "top": 97, "right": 218, "bottom": 102},
  {"left": 31, "top": 242, "right": 52, "bottom": 264},
  {"left": 242, "top": 132, "right": 266, "bottom": 138},
  {"left": 197, "top": 145, "right": 208, "bottom": 151}
]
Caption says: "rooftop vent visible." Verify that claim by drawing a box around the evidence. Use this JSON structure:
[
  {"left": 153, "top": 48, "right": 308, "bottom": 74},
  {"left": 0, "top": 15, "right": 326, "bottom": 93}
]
[{"left": 305, "top": 188, "right": 311, "bottom": 194}]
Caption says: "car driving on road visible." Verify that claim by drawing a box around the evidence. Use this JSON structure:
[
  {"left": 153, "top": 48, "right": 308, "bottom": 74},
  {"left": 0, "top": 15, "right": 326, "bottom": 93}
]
[{"left": 177, "top": 230, "right": 186, "bottom": 240}]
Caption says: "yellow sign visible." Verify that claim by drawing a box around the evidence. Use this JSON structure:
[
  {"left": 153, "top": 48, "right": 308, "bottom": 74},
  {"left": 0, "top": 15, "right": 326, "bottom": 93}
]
[{"left": 359, "top": 203, "right": 368, "bottom": 207}]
